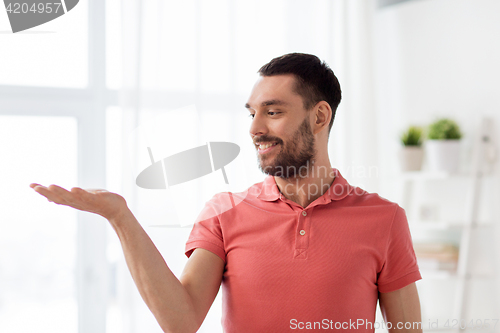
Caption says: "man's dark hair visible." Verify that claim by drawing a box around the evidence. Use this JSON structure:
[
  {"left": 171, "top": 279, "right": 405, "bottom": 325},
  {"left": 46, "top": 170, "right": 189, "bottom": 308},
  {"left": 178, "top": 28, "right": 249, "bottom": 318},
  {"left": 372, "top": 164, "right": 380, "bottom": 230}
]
[{"left": 258, "top": 53, "right": 342, "bottom": 135}]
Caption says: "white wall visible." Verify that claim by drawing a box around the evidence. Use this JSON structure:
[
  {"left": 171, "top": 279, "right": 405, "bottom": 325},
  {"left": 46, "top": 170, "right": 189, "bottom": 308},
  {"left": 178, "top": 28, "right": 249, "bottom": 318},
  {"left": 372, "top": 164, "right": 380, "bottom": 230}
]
[{"left": 373, "top": 0, "right": 500, "bottom": 327}]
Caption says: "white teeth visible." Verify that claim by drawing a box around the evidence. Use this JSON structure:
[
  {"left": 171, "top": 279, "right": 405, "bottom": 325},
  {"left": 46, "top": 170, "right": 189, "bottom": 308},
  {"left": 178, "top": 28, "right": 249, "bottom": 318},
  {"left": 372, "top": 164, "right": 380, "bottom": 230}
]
[{"left": 259, "top": 142, "right": 278, "bottom": 150}]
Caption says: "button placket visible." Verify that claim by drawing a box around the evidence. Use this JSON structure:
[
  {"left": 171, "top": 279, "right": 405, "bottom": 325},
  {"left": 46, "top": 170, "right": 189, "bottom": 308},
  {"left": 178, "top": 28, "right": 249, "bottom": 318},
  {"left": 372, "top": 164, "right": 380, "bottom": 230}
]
[{"left": 294, "top": 209, "right": 310, "bottom": 259}]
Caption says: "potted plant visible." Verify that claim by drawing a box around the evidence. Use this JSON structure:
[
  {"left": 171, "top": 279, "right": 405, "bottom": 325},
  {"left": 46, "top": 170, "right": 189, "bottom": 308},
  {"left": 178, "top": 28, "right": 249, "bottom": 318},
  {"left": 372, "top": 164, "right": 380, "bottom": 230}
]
[
  {"left": 399, "top": 125, "right": 424, "bottom": 171},
  {"left": 425, "top": 118, "right": 462, "bottom": 173}
]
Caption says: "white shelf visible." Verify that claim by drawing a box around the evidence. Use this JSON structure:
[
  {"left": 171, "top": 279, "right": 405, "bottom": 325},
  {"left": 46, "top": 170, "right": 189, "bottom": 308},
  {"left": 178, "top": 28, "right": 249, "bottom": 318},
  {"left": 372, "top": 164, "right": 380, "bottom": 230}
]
[
  {"left": 398, "top": 118, "right": 498, "bottom": 323},
  {"left": 410, "top": 221, "right": 493, "bottom": 231},
  {"left": 410, "top": 221, "right": 464, "bottom": 231},
  {"left": 419, "top": 270, "right": 494, "bottom": 280},
  {"left": 398, "top": 171, "right": 471, "bottom": 181},
  {"left": 420, "top": 269, "right": 457, "bottom": 280}
]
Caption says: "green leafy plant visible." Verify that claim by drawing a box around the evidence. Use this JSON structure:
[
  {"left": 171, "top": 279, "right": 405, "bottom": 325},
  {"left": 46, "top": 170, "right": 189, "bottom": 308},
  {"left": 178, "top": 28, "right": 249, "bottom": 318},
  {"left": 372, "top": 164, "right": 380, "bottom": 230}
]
[
  {"left": 400, "top": 126, "right": 423, "bottom": 146},
  {"left": 427, "top": 118, "right": 462, "bottom": 140}
]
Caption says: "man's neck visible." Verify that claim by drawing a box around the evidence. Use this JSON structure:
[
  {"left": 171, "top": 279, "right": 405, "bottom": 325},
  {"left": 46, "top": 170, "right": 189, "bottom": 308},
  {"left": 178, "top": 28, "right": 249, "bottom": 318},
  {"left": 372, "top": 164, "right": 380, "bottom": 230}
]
[{"left": 273, "top": 163, "right": 335, "bottom": 209}]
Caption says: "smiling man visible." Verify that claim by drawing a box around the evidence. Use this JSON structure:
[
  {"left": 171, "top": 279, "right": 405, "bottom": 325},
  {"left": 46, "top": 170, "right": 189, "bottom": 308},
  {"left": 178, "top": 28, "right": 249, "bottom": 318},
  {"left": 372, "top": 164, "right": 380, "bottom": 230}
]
[
  {"left": 30, "top": 53, "right": 423, "bottom": 333},
  {"left": 186, "top": 54, "right": 423, "bottom": 332}
]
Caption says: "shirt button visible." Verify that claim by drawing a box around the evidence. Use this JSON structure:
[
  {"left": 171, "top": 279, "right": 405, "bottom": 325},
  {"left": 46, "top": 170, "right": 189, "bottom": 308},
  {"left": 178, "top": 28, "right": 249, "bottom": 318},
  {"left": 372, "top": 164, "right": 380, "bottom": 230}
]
[
  {"left": 299, "top": 230, "right": 306, "bottom": 236},
  {"left": 302, "top": 211, "right": 307, "bottom": 216}
]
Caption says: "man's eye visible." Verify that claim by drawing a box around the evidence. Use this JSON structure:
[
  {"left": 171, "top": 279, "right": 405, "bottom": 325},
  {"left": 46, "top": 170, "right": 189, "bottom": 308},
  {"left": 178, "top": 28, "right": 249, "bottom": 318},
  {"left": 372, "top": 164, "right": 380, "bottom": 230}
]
[{"left": 248, "top": 112, "right": 279, "bottom": 119}]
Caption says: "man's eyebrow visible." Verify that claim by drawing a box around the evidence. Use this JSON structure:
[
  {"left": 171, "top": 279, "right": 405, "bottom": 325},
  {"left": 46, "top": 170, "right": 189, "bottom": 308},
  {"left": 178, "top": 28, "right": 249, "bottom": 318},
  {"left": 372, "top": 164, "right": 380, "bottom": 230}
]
[{"left": 245, "top": 100, "right": 288, "bottom": 109}]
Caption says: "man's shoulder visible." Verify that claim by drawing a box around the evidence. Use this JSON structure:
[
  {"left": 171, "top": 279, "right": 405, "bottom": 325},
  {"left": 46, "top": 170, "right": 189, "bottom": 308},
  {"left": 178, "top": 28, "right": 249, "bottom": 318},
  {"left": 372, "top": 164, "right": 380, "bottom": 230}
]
[
  {"left": 207, "top": 179, "right": 265, "bottom": 210},
  {"left": 339, "top": 185, "right": 405, "bottom": 227},
  {"left": 344, "top": 184, "right": 401, "bottom": 210}
]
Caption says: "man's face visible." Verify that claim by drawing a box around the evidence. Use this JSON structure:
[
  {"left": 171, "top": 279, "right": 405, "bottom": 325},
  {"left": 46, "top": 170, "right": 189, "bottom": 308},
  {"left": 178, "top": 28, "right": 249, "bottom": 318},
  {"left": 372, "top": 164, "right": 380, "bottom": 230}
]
[{"left": 245, "top": 74, "right": 317, "bottom": 179}]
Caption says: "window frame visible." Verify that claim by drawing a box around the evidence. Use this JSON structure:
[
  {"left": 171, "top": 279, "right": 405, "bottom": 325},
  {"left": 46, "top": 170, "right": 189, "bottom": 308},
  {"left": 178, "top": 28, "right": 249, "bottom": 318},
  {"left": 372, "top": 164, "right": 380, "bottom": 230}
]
[{"left": 0, "top": 1, "right": 108, "bottom": 333}]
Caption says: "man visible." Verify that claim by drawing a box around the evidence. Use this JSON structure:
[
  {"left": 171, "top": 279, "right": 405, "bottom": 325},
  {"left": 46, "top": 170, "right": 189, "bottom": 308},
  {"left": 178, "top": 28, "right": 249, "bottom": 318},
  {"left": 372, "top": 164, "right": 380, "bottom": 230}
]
[{"left": 30, "top": 53, "right": 423, "bottom": 333}]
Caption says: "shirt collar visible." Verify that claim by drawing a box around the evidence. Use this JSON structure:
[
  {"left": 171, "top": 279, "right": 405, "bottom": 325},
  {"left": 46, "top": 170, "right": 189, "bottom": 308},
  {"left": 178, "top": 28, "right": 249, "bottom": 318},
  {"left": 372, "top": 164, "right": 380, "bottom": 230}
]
[{"left": 256, "top": 168, "right": 354, "bottom": 203}]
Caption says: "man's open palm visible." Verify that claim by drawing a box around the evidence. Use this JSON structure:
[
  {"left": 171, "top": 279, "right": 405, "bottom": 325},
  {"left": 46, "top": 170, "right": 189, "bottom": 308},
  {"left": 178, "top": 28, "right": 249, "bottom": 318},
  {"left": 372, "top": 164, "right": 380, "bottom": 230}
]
[{"left": 30, "top": 183, "right": 127, "bottom": 221}]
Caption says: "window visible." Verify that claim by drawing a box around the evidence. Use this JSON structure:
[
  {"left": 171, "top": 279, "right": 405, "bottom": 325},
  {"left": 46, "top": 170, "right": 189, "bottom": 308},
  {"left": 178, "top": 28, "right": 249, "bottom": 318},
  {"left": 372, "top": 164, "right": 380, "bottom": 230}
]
[
  {"left": 0, "top": 115, "right": 78, "bottom": 333},
  {"left": 0, "top": 3, "right": 88, "bottom": 88}
]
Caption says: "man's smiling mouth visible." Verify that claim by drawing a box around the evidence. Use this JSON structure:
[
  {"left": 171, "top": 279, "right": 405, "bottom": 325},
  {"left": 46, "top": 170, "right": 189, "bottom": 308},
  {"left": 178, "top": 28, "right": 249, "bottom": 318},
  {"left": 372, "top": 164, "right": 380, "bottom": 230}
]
[
  {"left": 257, "top": 142, "right": 280, "bottom": 154},
  {"left": 257, "top": 142, "right": 279, "bottom": 150}
]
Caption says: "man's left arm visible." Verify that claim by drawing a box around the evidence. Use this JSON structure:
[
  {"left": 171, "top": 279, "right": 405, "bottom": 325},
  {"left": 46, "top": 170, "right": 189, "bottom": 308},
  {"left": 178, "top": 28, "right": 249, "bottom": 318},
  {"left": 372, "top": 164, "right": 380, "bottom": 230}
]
[{"left": 378, "top": 282, "right": 423, "bottom": 333}]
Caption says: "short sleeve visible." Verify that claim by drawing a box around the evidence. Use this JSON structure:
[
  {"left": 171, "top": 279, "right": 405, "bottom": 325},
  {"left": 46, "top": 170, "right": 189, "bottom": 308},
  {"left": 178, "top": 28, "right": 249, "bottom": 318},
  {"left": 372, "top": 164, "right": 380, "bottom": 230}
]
[
  {"left": 377, "top": 205, "right": 422, "bottom": 293},
  {"left": 185, "top": 194, "right": 226, "bottom": 263}
]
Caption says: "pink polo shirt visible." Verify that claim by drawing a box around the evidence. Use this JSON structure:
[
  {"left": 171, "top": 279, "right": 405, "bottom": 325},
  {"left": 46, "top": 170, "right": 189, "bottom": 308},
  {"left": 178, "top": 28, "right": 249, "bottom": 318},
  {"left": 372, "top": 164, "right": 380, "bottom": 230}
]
[{"left": 185, "top": 168, "right": 421, "bottom": 332}]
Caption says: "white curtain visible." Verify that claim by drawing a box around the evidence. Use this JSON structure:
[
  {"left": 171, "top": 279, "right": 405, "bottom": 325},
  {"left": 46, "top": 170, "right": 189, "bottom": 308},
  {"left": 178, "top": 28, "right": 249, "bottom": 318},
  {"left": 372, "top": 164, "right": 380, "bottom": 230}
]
[{"left": 108, "top": 1, "right": 379, "bottom": 332}]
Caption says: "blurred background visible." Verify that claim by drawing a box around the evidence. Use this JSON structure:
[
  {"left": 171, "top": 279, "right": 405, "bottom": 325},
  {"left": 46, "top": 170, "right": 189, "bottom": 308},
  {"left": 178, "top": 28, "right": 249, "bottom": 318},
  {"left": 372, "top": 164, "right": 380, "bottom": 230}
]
[{"left": 1, "top": 0, "right": 499, "bottom": 332}]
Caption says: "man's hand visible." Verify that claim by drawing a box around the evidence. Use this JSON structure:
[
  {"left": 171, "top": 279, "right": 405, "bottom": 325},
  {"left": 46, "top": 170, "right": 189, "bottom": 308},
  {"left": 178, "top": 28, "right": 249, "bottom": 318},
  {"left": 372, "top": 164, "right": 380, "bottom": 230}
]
[
  {"left": 29, "top": 183, "right": 128, "bottom": 221},
  {"left": 29, "top": 182, "right": 224, "bottom": 332}
]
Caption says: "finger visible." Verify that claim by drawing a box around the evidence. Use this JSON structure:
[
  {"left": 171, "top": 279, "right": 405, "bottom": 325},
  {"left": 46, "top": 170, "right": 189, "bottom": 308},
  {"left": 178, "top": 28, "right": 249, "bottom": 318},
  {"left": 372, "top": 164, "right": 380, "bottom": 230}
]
[
  {"left": 46, "top": 184, "right": 73, "bottom": 198},
  {"left": 30, "top": 183, "right": 42, "bottom": 188},
  {"left": 49, "top": 185, "right": 83, "bottom": 205},
  {"left": 70, "top": 186, "right": 84, "bottom": 193},
  {"left": 32, "top": 184, "right": 66, "bottom": 204},
  {"left": 70, "top": 186, "right": 91, "bottom": 198},
  {"left": 85, "top": 188, "right": 108, "bottom": 193}
]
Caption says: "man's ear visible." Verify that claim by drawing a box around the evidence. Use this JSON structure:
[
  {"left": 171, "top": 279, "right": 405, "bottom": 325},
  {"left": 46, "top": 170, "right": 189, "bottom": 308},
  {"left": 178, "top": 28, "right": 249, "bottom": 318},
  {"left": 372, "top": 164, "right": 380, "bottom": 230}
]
[{"left": 313, "top": 102, "right": 332, "bottom": 135}]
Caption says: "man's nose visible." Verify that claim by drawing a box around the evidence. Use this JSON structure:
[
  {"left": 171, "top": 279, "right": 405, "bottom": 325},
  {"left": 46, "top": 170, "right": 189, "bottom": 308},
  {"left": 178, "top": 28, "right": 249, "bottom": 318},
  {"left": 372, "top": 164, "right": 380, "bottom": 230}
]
[{"left": 249, "top": 113, "right": 268, "bottom": 139}]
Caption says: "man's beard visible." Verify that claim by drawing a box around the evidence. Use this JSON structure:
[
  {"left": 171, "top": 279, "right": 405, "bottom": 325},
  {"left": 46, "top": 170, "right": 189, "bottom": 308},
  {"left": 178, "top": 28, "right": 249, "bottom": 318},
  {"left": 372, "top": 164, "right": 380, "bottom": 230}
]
[{"left": 257, "top": 116, "right": 316, "bottom": 179}]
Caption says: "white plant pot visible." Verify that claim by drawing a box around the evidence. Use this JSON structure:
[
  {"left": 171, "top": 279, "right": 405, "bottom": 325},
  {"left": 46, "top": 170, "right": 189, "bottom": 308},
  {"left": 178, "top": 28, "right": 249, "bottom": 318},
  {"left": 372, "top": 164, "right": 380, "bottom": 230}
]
[
  {"left": 425, "top": 139, "right": 461, "bottom": 173},
  {"left": 398, "top": 146, "right": 424, "bottom": 172}
]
